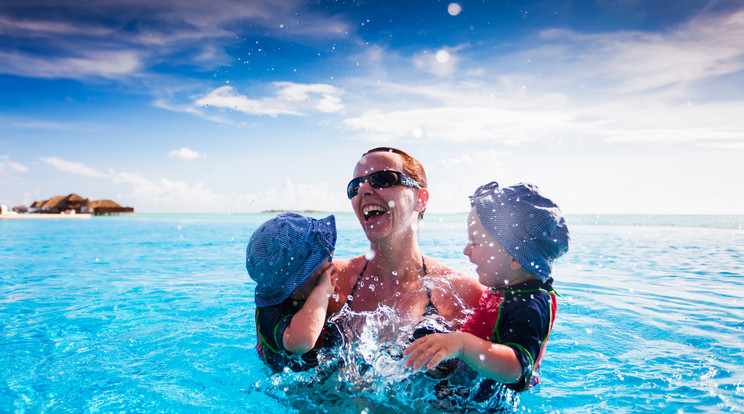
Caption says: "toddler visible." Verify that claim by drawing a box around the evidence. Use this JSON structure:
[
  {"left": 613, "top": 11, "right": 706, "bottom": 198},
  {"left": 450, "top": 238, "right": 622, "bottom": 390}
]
[{"left": 405, "top": 182, "right": 569, "bottom": 391}]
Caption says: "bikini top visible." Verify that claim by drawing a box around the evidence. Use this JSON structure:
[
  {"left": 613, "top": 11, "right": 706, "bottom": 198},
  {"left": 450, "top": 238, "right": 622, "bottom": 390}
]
[{"left": 346, "top": 258, "right": 438, "bottom": 316}]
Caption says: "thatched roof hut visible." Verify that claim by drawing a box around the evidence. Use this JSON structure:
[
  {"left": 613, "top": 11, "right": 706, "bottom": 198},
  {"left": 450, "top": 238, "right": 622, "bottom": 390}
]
[
  {"left": 37, "top": 195, "right": 67, "bottom": 213},
  {"left": 84, "top": 199, "right": 134, "bottom": 215},
  {"left": 31, "top": 194, "right": 134, "bottom": 215}
]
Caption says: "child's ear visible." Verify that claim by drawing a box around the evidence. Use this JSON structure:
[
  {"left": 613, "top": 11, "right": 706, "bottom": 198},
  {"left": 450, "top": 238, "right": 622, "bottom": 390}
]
[
  {"left": 415, "top": 188, "right": 429, "bottom": 212},
  {"left": 509, "top": 257, "right": 522, "bottom": 271}
]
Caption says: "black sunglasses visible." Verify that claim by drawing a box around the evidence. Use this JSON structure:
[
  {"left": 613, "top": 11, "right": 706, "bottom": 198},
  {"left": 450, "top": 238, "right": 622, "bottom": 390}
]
[
  {"left": 347, "top": 170, "right": 421, "bottom": 199},
  {"left": 469, "top": 181, "right": 500, "bottom": 205}
]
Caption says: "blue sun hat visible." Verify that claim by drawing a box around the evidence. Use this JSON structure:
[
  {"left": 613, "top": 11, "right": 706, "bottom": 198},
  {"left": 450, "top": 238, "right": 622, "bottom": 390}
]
[
  {"left": 469, "top": 182, "right": 569, "bottom": 281},
  {"left": 246, "top": 212, "right": 336, "bottom": 307}
]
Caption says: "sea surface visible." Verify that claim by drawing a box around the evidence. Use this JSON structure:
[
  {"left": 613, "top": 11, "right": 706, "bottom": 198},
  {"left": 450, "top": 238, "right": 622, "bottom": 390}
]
[{"left": 1, "top": 213, "right": 743, "bottom": 413}]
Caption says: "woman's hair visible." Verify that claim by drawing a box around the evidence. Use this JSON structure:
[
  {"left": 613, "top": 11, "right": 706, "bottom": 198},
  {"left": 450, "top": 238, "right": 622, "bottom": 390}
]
[{"left": 363, "top": 147, "right": 427, "bottom": 219}]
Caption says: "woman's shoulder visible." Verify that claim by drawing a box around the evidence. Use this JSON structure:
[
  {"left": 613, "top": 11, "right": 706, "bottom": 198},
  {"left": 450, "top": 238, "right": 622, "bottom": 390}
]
[
  {"left": 333, "top": 256, "right": 367, "bottom": 277},
  {"left": 332, "top": 256, "right": 368, "bottom": 292},
  {"left": 423, "top": 256, "right": 465, "bottom": 279},
  {"left": 424, "top": 255, "right": 485, "bottom": 303},
  {"left": 328, "top": 256, "right": 367, "bottom": 313}
]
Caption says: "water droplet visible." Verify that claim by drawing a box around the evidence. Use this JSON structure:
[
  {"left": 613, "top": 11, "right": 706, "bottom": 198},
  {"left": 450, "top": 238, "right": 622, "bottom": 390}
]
[
  {"left": 388, "top": 200, "right": 396, "bottom": 208},
  {"left": 392, "top": 271, "right": 398, "bottom": 276},
  {"left": 448, "top": 3, "right": 462, "bottom": 16},
  {"left": 436, "top": 49, "right": 450, "bottom": 63},
  {"left": 365, "top": 250, "right": 376, "bottom": 260}
]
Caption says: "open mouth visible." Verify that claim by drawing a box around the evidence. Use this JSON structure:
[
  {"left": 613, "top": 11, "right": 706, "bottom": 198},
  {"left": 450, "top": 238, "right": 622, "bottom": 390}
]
[{"left": 362, "top": 205, "right": 386, "bottom": 222}]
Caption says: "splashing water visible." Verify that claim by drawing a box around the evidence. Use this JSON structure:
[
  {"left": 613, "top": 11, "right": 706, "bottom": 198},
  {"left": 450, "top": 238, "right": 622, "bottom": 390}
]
[{"left": 254, "top": 306, "right": 518, "bottom": 413}]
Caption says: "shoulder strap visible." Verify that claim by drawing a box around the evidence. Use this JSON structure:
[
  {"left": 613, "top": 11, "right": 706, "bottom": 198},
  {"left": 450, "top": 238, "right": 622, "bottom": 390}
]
[{"left": 346, "top": 260, "right": 369, "bottom": 307}]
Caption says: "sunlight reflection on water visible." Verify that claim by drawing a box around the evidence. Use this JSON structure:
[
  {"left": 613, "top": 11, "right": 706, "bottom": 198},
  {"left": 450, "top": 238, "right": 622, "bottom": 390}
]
[{"left": 1, "top": 216, "right": 743, "bottom": 412}]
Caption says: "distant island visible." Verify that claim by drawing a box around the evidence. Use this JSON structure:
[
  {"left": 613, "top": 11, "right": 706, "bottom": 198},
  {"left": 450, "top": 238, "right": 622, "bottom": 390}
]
[{"left": 3, "top": 193, "right": 134, "bottom": 216}]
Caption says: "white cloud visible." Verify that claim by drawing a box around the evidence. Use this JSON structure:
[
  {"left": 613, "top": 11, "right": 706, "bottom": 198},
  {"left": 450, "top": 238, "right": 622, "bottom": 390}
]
[
  {"left": 224, "top": 179, "right": 348, "bottom": 214},
  {"left": 110, "top": 170, "right": 224, "bottom": 211},
  {"left": 336, "top": 8, "right": 744, "bottom": 148},
  {"left": 193, "top": 82, "right": 344, "bottom": 118},
  {"left": 0, "top": 15, "right": 113, "bottom": 36},
  {"left": 274, "top": 82, "right": 345, "bottom": 113},
  {"left": 195, "top": 85, "right": 300, "bottom": 117},
  {"left": 107, "top": 171, "right": 345, "bottom": 213},
  {"left": 0, "top": 50, "right": 142, "bottom": 80},
  {"left": 413, "top": 47, "right": 460, "bottom": 77},
  {"left": 0, "top": 156, "right": 29, "bottom": 173},
  {"left": 343, "top": 106, "right": 584, "bottom": 144},
  {"left": 40, "top": 156, "right": 104, "bottom": 177},
  {"left": 695, "top": 142, "right": 744, "bottom": 150},
  {"left": 535, "top": 10, "right": 744, "bottom": 93},
  {"left": 168, "top": 147, "right": 203, "bottom": 160}
]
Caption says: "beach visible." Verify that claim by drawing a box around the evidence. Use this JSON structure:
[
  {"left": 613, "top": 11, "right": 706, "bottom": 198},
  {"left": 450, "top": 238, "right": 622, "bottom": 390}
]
[{"left": 0, "top": 213, "right": 92, "bottom": 220}]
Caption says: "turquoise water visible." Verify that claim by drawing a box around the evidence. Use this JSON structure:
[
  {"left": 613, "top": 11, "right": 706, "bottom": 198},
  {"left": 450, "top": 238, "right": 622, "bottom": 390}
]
[{"left": 1, "top": 214, "right": 743, "bottom": 413}]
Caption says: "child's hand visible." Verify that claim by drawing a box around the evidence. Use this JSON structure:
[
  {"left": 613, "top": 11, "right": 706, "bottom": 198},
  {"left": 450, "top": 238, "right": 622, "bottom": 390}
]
[
  {"left": 404, "top": 333, "right": 464, "bottom": 371},
  {"left": 315, "top": 260, "right": 337, "bottom": 296}
]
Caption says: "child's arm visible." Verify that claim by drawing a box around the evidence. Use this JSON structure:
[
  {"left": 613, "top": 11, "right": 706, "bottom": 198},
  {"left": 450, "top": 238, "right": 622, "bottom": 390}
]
[
  {"left": 282, "top": 262, "right": 337, "bottom": 354},
  {"left": 404, "top": 332, "right": 523, "bottom": 384}
]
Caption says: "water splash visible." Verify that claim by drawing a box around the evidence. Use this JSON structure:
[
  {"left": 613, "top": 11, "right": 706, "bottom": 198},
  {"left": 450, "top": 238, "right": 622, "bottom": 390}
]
[{"left": 256, "top": 306, "right": 518, "bottom": 412}]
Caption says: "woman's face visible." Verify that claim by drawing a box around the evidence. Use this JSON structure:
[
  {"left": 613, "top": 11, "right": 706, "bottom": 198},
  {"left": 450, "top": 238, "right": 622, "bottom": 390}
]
[{"left": 350, "top": 151, "right": 425, "bottom": 242}]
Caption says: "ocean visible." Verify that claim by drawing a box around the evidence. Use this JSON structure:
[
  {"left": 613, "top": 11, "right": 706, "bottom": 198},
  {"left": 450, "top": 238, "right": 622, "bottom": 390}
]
[{"left": 1, "top": 213, "right": 743, "bottom": 413}]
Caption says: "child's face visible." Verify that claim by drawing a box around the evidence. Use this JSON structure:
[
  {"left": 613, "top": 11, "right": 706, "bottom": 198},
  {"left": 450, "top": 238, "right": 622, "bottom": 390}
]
[{"left": 463, "top": 208, "right": 514, "bottom": 287}]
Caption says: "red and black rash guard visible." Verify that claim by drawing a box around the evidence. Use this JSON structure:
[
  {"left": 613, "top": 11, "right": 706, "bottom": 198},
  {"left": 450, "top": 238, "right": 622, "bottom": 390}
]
[
  {"left": 461, "top": 278, "right": 557, "bottom": 391},
  {"left": 255, "top": 299, "right": 321, "bottom": 373}
]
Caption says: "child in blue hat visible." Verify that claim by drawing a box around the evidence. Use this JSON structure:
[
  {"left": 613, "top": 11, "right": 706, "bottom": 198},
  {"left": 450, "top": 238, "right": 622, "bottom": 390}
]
[
  {"left": 405, "top": 182, "right": 569, "bottom": 392},
  {"left": 246, "top": 212, "right": 338, "bottom": 373}
]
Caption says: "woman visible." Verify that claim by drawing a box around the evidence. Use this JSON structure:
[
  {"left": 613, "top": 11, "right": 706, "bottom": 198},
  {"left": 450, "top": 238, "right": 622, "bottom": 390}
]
[{"left": 329, "top": 147, "right": 484, "bottom": 327}]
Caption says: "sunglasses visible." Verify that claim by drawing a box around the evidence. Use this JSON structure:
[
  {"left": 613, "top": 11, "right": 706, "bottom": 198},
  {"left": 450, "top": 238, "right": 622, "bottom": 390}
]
[
  {"left": 347, "top": 170, "right": 421, "bottom": 199},
  {"left": 469, "top": 181, "right": 500, "bottom": 205}
]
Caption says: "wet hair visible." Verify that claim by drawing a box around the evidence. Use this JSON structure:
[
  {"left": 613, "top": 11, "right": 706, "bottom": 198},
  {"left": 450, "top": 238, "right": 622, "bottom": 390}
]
[{"left": 362, "top": 147, "right": 428, "bottom": 219}]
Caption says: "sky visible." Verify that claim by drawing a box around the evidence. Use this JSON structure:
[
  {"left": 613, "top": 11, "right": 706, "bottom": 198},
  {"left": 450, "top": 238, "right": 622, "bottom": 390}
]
[{"left": 1, "top": 0, "right": 743, "bottom": 215}]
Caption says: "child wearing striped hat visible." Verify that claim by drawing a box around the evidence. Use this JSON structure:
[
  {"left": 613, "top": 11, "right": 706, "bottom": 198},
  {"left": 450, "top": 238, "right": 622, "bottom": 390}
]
[
  {"left": 405, "top": 182, "right": 570, "bottom": 392},
  {"left": 247, "top": 212, "right": 338, "bottom": 373}
]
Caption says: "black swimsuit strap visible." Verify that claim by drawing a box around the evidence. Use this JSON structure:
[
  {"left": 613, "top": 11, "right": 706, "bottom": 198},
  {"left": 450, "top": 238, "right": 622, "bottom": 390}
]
[
  {"left": 346, "top": 257, "right": 436, "bottom": 315},
  {"left": 347, "top": 260, "right": 369, "bottom": 304}
]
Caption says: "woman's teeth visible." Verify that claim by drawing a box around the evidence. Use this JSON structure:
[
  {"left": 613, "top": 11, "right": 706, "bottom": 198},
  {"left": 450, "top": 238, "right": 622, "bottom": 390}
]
[{"left": 363, "top": 205, "right": 386, "bottom": 220}]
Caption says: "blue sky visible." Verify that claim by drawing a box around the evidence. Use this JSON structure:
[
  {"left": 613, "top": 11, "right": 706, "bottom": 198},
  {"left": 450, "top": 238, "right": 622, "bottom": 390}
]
[{"left": 1, "top": 0, "right": 743, "bottom": 215}]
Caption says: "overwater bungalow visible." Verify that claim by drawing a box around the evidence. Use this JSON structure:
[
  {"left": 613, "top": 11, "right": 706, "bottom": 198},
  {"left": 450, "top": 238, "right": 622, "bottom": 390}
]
[{"left": 29, "top": 194, "right": 134, "bottom": 215}]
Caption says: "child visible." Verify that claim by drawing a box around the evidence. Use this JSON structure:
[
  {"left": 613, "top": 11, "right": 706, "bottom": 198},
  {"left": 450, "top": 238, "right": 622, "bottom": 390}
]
[
  {"left": 404, "top": 182, "right": 570, "bottom": 391},
  {"left": 246, "top": 212, "right": 338, "bottom": 373}
]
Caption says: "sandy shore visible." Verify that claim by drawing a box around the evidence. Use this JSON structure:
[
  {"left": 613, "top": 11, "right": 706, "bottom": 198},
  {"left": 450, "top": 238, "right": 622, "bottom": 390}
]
[{"left": 0, "top": 214, "right": 92, "bottom": 220}]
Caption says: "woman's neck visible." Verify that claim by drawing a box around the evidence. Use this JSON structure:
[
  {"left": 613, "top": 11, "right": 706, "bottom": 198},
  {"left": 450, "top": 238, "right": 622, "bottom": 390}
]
[{"left": 367, "top": 234, "right": 423, "bottom": 284}]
